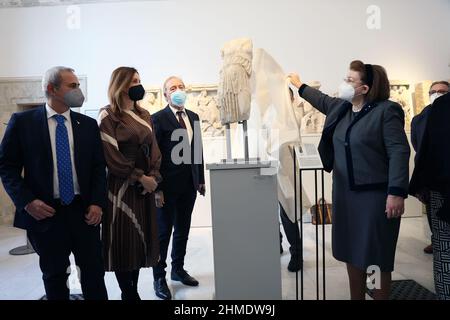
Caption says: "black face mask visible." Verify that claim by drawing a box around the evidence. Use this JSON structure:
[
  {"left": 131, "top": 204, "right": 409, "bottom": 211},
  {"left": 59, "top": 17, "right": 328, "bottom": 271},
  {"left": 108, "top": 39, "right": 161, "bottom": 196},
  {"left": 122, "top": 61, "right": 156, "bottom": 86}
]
[{"left": 128, "top": 84, "right": 145, "bottom": 101}]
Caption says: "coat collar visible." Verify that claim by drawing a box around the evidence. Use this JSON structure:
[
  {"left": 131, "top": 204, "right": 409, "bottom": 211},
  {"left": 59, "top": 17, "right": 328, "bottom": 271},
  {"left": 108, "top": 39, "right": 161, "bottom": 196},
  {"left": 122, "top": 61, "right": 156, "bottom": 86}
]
[
  {"left": 348, "top": 102, "right": 379, "bottom": 129},
  {"left": 69, "top": 110, "right": 82, "bottom": 174},
  {"left": 38, "top": 106, "right": 54, "bottom": 194}
]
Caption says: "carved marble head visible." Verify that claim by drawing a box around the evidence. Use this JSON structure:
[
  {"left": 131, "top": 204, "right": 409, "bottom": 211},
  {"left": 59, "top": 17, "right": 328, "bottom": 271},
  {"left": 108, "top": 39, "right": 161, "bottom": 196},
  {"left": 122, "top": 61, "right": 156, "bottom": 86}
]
[{"left": 220, "top": 38, "right": 253, "bottom": 62}]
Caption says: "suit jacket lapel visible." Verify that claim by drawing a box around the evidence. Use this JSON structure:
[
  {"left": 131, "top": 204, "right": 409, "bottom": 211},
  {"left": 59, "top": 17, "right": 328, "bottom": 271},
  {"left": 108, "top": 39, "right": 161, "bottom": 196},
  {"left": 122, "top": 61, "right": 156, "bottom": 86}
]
[
  {"left": 39, "top": 106, "right": 54, "bottom": 194},
  {"left": 164, "top": 105, "right": 182, "bottom": 129},
  {"left": 186, "top": 110, "right": 199, "bottom": 149},
  {"left": 185, "top": 110, "right": 195, "bottom": 129},
  {"left": 70, "top": 110, "right": 81, "bottom": 178}
]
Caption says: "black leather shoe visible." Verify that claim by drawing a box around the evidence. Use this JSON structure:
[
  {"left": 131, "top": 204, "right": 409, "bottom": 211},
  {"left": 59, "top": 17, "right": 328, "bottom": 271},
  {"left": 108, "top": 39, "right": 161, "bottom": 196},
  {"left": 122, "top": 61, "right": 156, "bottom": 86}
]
[
  {"left": 121, "top": 292, "right": 141, "bottom": 301},
  {"left": 287, "top": 254, "right": 302, "bottom": 272},
  {"left": 171, "top": 270, "right": 199, "bottom": 286},
  {"left": 153, "top": 278, "right": 172, "bottom": 300}
]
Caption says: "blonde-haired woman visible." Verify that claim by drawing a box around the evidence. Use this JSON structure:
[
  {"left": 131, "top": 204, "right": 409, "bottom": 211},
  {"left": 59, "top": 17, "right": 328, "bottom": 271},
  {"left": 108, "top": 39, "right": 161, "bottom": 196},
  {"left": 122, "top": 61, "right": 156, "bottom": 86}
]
[{"left": 99, "top": 67, "right": 162, "bottom": 300}]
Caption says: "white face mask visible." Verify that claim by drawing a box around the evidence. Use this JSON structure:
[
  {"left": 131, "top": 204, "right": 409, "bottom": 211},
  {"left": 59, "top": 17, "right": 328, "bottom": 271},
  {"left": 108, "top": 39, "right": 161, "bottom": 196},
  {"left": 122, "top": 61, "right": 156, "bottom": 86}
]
[
  {"left": 338, "top": 82, "right": 356, "bottom": 102},
  {"left": 429, "top": 92, "right": 446, "bottom": 105}
]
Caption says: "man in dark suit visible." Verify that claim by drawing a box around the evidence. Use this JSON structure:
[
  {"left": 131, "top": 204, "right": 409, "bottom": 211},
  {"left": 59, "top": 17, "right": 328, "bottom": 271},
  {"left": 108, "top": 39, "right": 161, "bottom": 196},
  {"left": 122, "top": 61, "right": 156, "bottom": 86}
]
[
  {"left": 152, "top": 76, "right": 205, "bottom": 300},
  {"left": 411, "top": 80, "right": 449, "bottom": 254},
  {"left": 0, "top": 66, "right": 108, "bottom": 300}
]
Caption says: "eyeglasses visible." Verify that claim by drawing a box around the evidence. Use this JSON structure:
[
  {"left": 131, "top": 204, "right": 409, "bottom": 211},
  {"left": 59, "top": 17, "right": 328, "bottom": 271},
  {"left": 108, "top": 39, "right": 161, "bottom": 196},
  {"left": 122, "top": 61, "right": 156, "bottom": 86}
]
[
  {"left": 429, "top": 90, "right": 448, "bottom": 95},
  {"left": 343, "top": 77, "right": 363, "bottom": 85}
]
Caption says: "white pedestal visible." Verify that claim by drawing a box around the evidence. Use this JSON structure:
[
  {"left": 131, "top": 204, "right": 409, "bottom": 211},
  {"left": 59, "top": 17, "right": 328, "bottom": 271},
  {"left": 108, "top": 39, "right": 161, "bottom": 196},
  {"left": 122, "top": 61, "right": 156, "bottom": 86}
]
[{"left": 207, "top": 161, "right": 282, "bottom": 300}]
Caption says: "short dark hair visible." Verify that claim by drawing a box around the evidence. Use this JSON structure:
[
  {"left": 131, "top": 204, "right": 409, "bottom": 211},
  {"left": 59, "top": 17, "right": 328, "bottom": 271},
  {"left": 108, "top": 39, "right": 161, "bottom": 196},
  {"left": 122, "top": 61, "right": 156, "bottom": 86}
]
[
  {"left": 42, "top": 66, "right": 75, "bottom": 98},
  {"left": 429, "top": 81, "right": 449, "bottom": 92},
  {"left": 349, "top": 60, "right": 390, "bottom": 104}
]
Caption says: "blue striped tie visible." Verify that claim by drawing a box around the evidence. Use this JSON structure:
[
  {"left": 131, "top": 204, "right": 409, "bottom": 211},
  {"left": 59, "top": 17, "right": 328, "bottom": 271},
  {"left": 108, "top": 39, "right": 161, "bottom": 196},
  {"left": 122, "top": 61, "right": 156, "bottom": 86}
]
[{"left": 53, "top": 115, "right": 74, "bottom": 205}]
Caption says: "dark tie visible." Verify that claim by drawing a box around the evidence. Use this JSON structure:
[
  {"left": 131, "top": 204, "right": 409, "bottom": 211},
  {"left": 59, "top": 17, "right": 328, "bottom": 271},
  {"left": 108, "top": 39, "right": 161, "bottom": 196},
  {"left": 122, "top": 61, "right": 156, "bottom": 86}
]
[
  {"left": 176, "top": 111, "right": 187, "bottom": 129},
  {"left": 53, "top": 114, "right": 75, "bottom": 205}
]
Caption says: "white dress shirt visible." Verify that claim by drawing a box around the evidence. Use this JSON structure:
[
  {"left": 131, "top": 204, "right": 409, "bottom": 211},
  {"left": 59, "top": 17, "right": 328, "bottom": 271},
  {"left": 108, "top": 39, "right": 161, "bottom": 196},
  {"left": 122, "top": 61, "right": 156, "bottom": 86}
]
[
  {"left": 46, "top": 104, "right": 80, "bottom": 199},
  {"left": 169, "top": 105, "right": 193, "bottom": 144}
]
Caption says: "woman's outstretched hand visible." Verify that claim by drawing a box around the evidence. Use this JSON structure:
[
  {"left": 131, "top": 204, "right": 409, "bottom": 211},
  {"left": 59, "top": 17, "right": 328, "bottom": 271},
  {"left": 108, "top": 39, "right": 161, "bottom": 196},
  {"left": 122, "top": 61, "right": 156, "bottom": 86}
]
[{"left": 288, "top": 73, "right": 303, "bottom": 89}]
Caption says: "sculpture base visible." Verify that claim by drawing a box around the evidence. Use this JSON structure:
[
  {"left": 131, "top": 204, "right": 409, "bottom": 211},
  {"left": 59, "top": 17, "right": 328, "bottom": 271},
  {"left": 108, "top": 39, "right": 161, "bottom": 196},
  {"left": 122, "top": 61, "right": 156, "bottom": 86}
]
[
  {"left": 206, "top": 161, "right": 281, "bottom": 299},
  {"left": 220, "top": 157, "right": 261, "bottom": 165}
]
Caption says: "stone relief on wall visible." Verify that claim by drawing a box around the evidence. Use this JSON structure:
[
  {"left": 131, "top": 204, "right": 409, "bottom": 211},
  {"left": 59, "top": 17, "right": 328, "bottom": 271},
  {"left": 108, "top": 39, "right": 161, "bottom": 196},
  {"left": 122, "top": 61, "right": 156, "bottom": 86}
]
[
  {"left": 186, "top": 84, "right": 224, "bottom": 137},
  {"left": 413, "top": 81, "right": 433, "bottom": 116},
  {"left": 389, "top": 80, "right": 414, "bottom": 131},
  {"left": 137, "top": 84, "right": 224, "bottom": 137},
  {"left": 140, "top": 86, "right": 163, "bottom": 115},
  {"left": 294, "top": 81, "right": 326, "bottom": 135}
]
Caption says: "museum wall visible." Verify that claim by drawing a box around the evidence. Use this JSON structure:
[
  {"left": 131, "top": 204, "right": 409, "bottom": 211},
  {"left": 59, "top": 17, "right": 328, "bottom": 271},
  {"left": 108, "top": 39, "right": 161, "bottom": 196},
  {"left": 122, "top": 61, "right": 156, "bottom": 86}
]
[{"left": 0, "top": 0, "right": 449, "bottom": 226}]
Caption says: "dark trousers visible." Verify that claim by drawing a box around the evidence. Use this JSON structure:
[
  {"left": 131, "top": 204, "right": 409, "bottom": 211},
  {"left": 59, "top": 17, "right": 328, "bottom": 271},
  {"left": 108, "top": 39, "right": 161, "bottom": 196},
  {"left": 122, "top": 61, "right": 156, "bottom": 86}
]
[
  {"left": 27, "top": 196, "right": 107, "bottom": 300},
  {"left": 115, "top": 270, "right": 140, "bottom": 299},
  {"left": 279, "top": 203, "right": 301, "bottom": 255},
  {"left": 153, "top": 188, "right": 197, "bottom": 279}
]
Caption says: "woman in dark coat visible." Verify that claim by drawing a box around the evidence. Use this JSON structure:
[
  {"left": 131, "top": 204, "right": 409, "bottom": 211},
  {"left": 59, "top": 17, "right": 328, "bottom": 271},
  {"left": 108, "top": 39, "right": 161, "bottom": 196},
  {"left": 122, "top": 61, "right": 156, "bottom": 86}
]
[{"left": 289, "top": 60, "right": 410, "bottom": 300}]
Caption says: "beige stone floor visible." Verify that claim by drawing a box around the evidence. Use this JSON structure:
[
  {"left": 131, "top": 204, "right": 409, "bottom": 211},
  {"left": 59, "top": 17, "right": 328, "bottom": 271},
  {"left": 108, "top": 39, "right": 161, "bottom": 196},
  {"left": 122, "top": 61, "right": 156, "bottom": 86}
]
[{"left": 0, "top": 216, "right": 434, "bottom": 300}]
